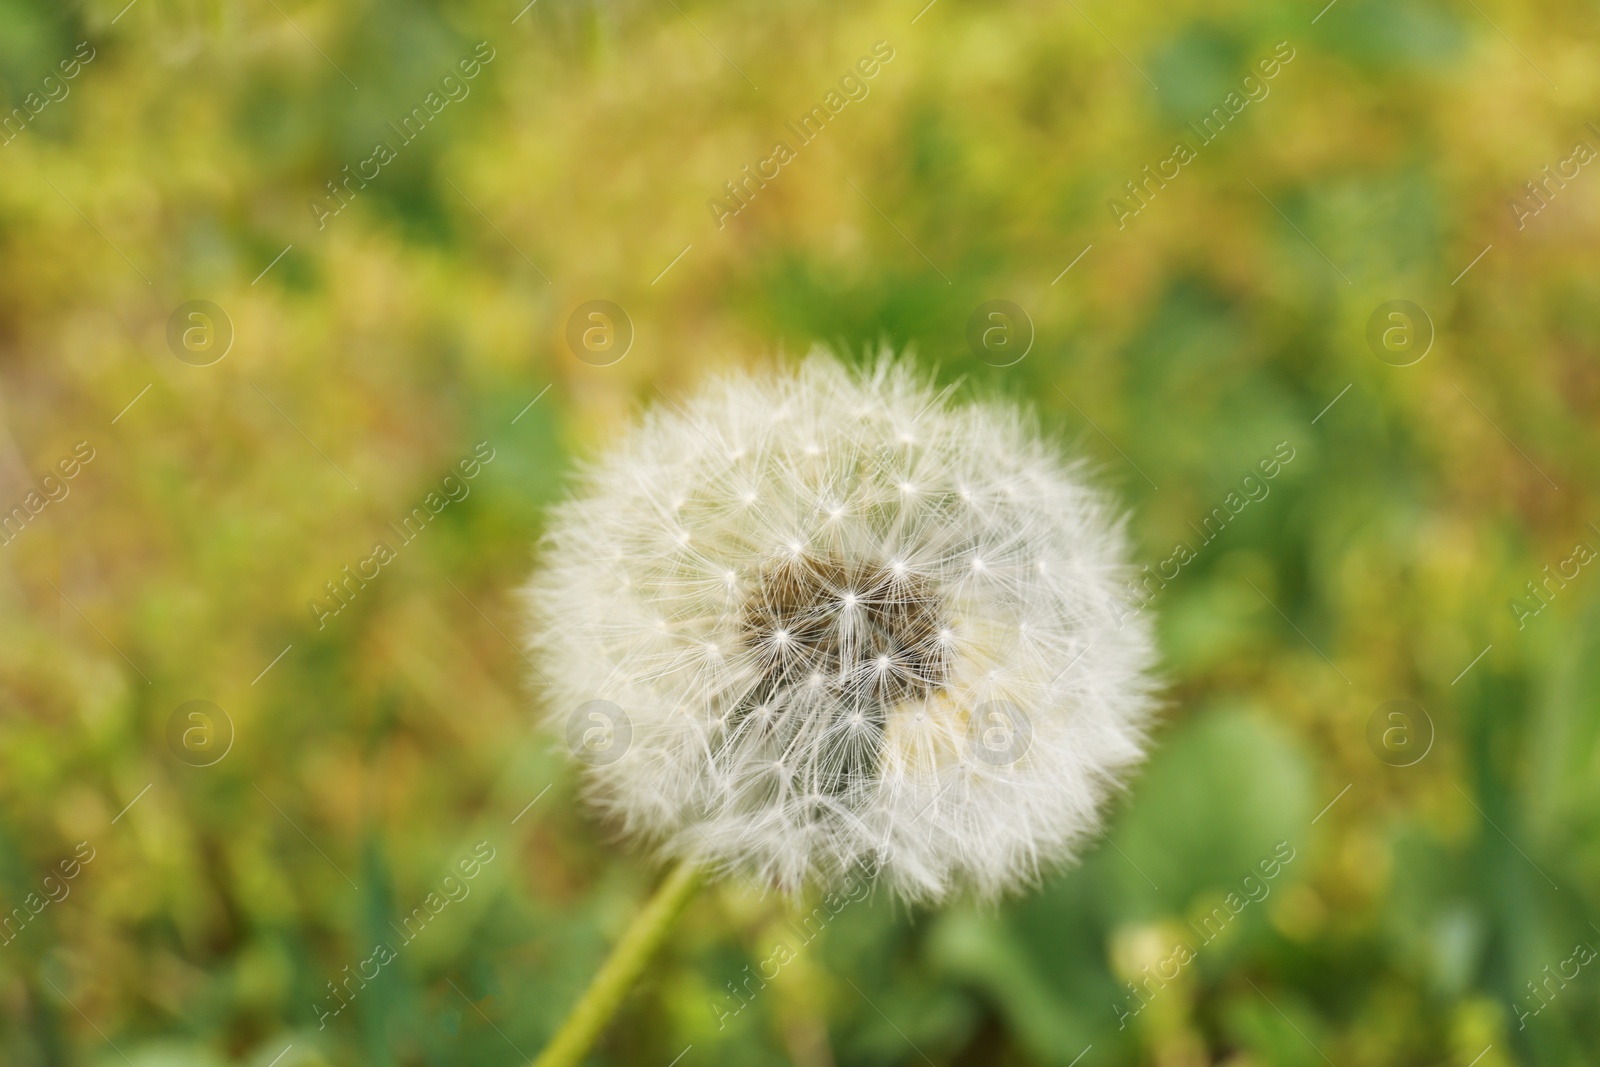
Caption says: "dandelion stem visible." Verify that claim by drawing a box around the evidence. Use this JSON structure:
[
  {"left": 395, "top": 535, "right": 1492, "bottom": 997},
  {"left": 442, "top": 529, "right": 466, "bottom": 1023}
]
[{"left": 531, "top": 860, "right": 704, "bottom": 1067}]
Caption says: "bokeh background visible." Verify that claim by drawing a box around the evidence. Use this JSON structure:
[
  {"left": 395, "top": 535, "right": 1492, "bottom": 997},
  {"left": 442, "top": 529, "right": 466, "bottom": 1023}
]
[{"left": 2, "top": 0, "right": 1598, "bottom": 1063}]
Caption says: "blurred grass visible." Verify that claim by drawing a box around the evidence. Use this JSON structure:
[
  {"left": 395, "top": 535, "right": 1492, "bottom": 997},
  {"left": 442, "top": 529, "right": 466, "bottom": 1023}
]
[{"left": 1, "top": 0, "right": 1598, "bottom": 1064}]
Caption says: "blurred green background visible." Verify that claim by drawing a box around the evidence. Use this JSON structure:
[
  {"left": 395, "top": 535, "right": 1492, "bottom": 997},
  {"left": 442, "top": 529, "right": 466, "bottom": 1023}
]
[{"left": 1, "top": 0, "right": 1597, "bottom": 1064}]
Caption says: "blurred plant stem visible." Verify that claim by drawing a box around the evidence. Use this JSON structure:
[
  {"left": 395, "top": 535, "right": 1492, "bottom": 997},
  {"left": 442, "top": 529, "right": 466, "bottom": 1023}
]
[
  {"left": 759, "top": 911, "right": 835, "bottom": 1067},
  {"left": 531, "top": 860, "right": 705, "bottom": 1067}
]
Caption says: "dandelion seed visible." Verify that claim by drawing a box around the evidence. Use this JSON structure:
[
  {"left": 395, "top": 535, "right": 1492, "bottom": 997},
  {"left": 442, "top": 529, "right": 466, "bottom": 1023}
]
[{"left": 526, "top": 352, "right": 1158, "bottom": 902}]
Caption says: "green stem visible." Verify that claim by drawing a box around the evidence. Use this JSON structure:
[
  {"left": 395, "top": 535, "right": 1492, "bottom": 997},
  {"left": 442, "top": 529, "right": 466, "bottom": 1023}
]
[{"left": 531, "top": 860, "right": 705, "bottom": 1067}]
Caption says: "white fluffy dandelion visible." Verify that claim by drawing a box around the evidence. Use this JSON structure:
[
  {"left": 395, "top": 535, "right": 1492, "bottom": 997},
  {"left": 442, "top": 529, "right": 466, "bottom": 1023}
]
[{"left": 526, "top": 353, "right": 1157, "bottom": 903}]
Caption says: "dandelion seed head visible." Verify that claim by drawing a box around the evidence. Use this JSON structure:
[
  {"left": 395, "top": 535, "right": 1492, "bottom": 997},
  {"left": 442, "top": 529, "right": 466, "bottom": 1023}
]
[{"left": 526, "top": 353, "right": 1157, "bottom": 902}]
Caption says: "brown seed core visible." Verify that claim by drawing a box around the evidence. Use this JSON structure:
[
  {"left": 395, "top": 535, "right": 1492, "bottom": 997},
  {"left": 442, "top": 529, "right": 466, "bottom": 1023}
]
[
  {"left": 741, "top": 553, "right": 950, "bottom": 705},
  {"left": 725, "top": 553, "right": 951, "bottom": 797}
]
